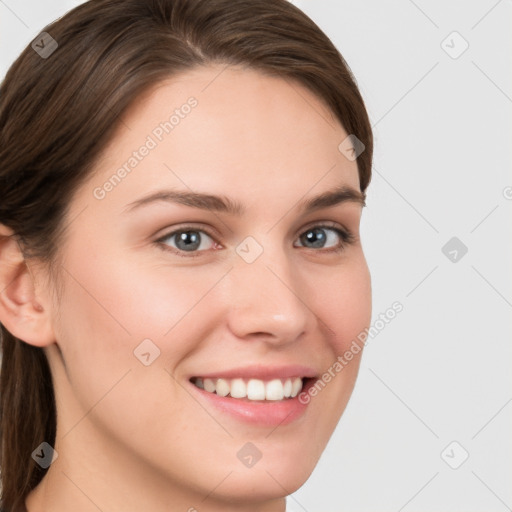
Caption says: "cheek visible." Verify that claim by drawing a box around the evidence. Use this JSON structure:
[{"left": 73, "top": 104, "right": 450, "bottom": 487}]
[
  {"left": 55, "top": 248, "right": 228, "bottom": 386},
  {"left": 309, "top": 255, "right": 372, "bottom": 354},
  {"left": 53, "top": 251, "right": 221, "bottom": 451},
  {"left": 295, "top": 254, "right": 371, "bottom": 414},
  {"left": 306, "top": 255, "right": 370, "bottom": 403}
]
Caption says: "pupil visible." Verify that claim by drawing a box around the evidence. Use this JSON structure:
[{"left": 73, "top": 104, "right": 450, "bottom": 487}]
[
  {"left": 177, "top": 231, "right": 200, "bottom": 251},
  {"left": 303, "top": 228, "right": 326, "bottom": 248}
]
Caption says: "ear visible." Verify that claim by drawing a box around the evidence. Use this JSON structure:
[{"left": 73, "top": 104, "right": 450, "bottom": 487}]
[{"left": 0, "top": 224, "right": 55, "bottom": 347}]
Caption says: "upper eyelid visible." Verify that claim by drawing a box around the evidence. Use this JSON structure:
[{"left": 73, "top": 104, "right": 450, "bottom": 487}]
[
  {"left": 155, "top": 224, "right": 217, "bottom": 243},
  {"left": 156, "top": 220, "right": 345, "bottom": 236}
]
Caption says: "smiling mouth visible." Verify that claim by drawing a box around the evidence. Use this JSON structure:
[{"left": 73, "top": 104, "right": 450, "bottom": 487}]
[{"left": 190, "top": 376, "right": 309, "bottom": 401}]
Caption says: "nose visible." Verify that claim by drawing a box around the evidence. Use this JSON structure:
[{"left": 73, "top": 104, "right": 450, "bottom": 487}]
[{"left": 224, "top": 243, "right": 312, "bottom": 346}]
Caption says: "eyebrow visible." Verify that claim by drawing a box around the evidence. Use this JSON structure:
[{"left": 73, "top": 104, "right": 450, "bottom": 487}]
[{"left": 123, "top": 184, "right": 365, "bottom": 216}]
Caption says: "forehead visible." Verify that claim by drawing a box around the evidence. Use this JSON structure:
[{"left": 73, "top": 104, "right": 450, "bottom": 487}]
[{"left": 73, "top": 65, "right": 361, "bottom": 217}]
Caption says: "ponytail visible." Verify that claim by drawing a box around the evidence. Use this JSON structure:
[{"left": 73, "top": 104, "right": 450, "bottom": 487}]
[{"left": 0, "top": 329, "right": 56, "bottom": 510}]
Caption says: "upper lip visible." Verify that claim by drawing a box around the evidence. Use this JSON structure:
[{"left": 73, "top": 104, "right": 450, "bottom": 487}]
[{"left": 190, "top": 364, "right": 318, "bottom": 381}]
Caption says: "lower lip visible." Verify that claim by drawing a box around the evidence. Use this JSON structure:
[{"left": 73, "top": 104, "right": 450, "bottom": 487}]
[{"left": 188, "top": 379, "right": 315, "bottom": 427}]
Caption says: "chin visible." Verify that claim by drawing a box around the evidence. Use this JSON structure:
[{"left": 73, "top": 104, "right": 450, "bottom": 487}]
[
  {"left": 228, "top": 442, "right": 322, "bottom": 499},
  {"left": 208, "top": 465, "right": 312, "bottom": 503}
]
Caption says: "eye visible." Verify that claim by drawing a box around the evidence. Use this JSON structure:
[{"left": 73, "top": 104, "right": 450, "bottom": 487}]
[
  {"left": 155, "top": 226, "right": 218, "bottom": 257},
  {"left": 154, "top": 223, "right": 355, "bottom": 258},
  {"left": 294, "top": 224, "right": 354, "bottom": 252}
]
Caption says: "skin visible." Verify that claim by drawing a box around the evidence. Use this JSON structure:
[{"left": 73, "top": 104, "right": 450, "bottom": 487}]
[{"left": 0, "top": 65, "right": 371, "bottom": 512}]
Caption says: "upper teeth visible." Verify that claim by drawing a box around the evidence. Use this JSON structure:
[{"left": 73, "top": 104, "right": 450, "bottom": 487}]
[{"left": 193, "top": 377, "right": 303, "bottom": 401}]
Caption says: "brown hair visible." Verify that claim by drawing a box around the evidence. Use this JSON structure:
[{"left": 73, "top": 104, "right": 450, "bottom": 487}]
[{"left": 0, "top": 0, "right": 373, "bottom": 508}]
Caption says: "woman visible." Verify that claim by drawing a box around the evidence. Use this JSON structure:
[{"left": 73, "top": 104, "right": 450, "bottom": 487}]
[{"left": 0, "top": 0, "right": 373, "bottom": 510}]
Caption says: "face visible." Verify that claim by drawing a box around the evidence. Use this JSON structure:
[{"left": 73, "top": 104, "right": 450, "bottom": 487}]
[{"left": 43, "top": 65, "right": 371, "bottom": 507}]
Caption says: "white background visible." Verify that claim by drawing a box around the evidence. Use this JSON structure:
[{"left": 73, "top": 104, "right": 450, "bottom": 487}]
[{"left": 1, "top": 1, "right": 511, "bottom": 511}]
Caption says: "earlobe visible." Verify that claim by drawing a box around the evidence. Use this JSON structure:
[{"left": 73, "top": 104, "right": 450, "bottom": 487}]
[{"left": 0, "top": 224, "right": 55, "bottom": 347}]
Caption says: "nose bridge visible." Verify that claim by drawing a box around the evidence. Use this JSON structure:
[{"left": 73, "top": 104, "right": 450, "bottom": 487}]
[{"left": 225, "top": 235, "right": 311, "bottom": 343}]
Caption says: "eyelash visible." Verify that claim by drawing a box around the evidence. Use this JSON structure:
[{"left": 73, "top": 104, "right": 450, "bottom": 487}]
[{"left": 154, "top": 222, "right": 356, "bottom": 259}]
